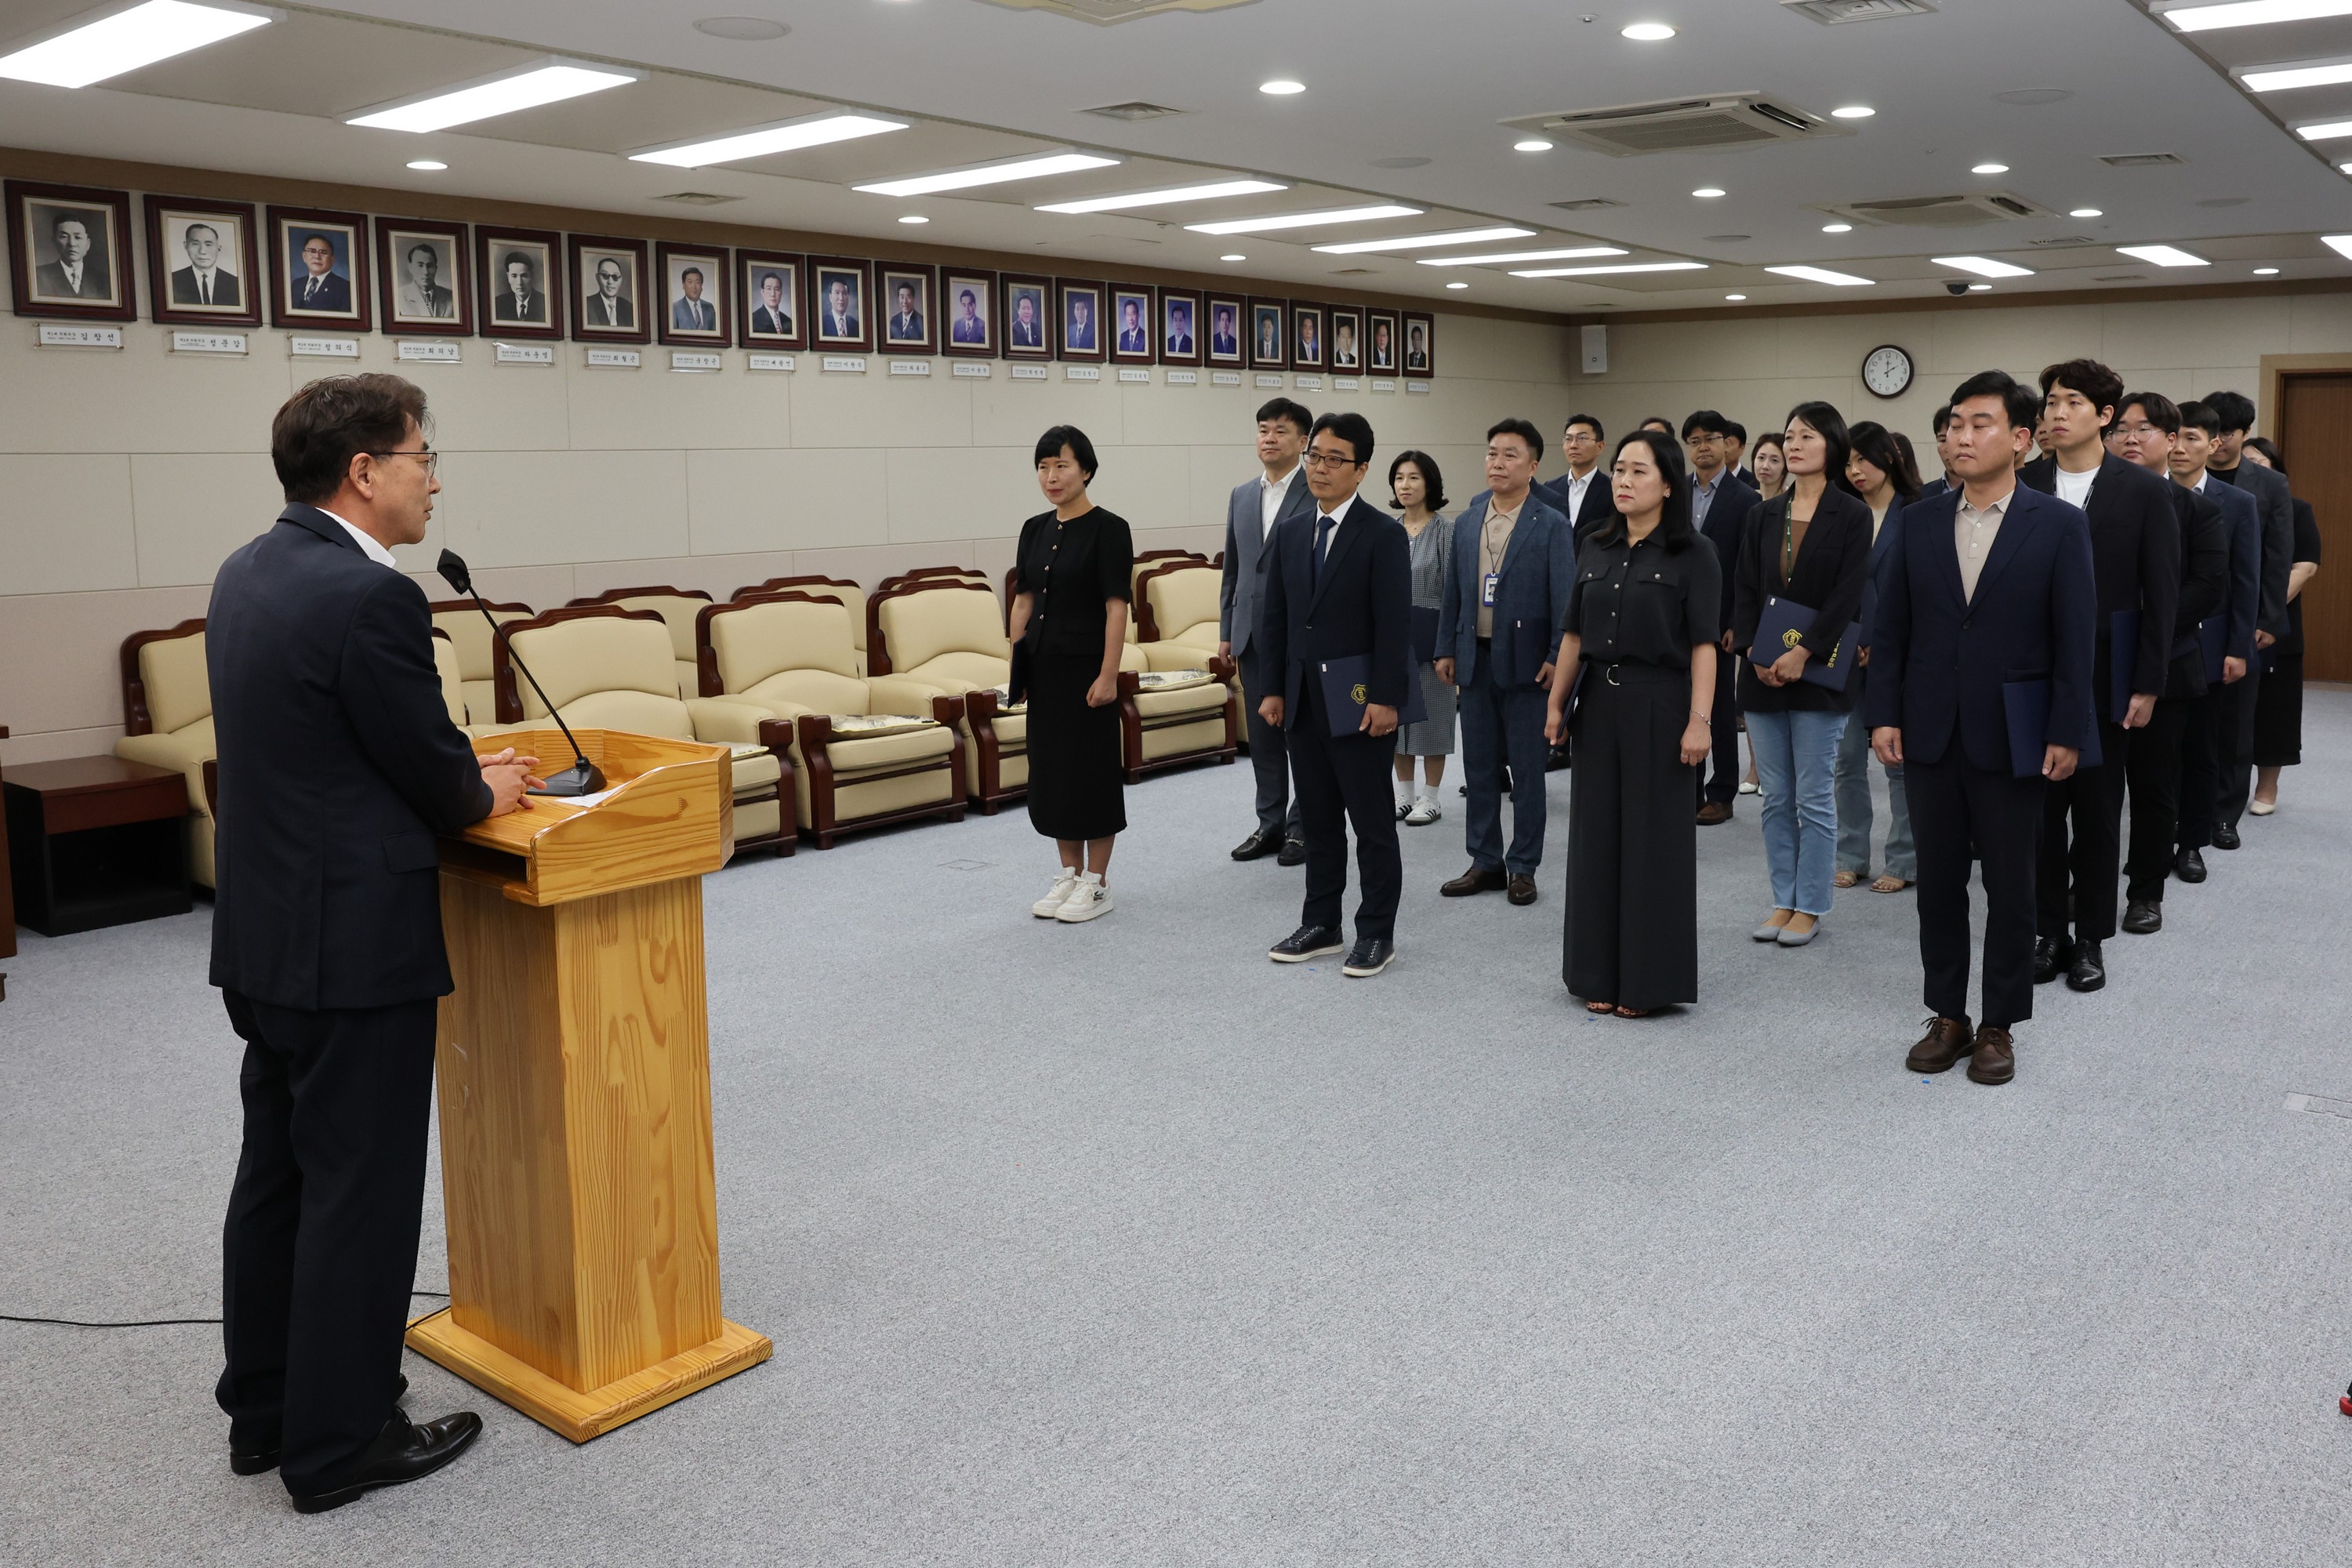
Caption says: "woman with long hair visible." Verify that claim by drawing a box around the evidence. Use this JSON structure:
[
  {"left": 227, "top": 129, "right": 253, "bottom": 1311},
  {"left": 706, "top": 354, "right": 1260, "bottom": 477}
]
[
  {"left": 1732, "top": 402, "right": 1873, "bottom": 946},
  {"left": 1833, "top": 419, "right": 1922, "bottom": 894},
  {"left": 1546, "top": 430, "right": 1720, "bottom": 1017},
  {"left": 1388, "top": 449, "right": 1455, "bottom": 825},
  {"left": 2239, "top": 437, "right": 2322, "bottom": 816}
]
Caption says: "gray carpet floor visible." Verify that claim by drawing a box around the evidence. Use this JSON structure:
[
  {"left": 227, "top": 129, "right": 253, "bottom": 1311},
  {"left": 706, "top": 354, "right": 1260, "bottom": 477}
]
[{"left": 5, "top": 695, "right": 2351, "bottom": 1565}]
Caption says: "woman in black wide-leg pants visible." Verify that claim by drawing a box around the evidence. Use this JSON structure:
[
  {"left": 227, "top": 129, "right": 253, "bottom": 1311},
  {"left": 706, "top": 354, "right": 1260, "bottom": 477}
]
[{"left": 1548, "top": 430, "right": 1722, "bottom": 1017}]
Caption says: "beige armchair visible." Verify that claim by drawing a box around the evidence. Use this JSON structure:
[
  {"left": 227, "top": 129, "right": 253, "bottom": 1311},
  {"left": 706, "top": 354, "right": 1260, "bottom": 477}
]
[
  {"left": 734, "top": 575, "right": 868, "bottom": 675},
  {"left": 114, "top": 619, "right": 216, "bottom": 887},
  {"left": 568, "top": 586, "right": 714, "bottom": 700},
  {"left": 696, "top": 592, "right": 965, "bottom": 848},
  {"left": 488, "top": 604, "right": 792, "bottom": 857},
  {"left": 869, "top": 579, "right": 1028, "bottom": 811},
  {"left": 430, "top": 598, "right": 532, "bottom": 728},
  {"left": 1134, "top": 560, "right": 1227, "bottom": 671},
  {"left": 428, "top": 628, "right": 471, "bottom": 728}
]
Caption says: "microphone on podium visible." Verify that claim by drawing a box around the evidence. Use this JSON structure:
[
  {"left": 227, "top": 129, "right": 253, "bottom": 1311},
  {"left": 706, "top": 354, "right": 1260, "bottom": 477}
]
[{"left": 437, "top": 549, "right": 605, "bottom": 797}]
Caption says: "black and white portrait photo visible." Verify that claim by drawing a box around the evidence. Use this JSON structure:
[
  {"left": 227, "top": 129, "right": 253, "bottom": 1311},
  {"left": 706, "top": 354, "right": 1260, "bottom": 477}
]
[
  {"left": 1250, "top": 299, "right": 1286, "bottom": 370},
  {"left": 572, "top": 238, "right": 645, "bottom": 339},
  {"left": 658, "top": 243, "right": 728, "bottom": 347},
  {"left": 10, "top": 182, "right": 134, "bottom": 321},
  {"left": 370, "top": 217, "right": 474, "bottom": 338},
  {"left": 269, "top": 205, "right": 370, "bottom": 330},
  {"left": 1293, "top": 303, "right": 1324, "bottom": 370},
  {"left": 1160, "top": 289, "right": 1200, "bottom": 365},
  {"left": 1058, "top": 279, "right": 1104, "bottom": 361},
  {"left": 393, "top": 237, "right": 452, "bottom": 319},
  {"left": 880, "top": 265, "right": 934, "bottom": 353},
  {"left": 478, "top": 229, "right": 557, "bottom": 336},
  {"left": 738, "top": 251, "right": 801, "bottom": 347},
  {"left": 1329, "top": 307, "right": 1362, "bottom": 371},
  {"left": 1110, "top": 288, "right": 1152, "bottom": 363},
  {"left": 1004, "top": 276, "right": 1050, "bottom": 358},
  {"left": 143, "top": 194, "right": 261, "bottom": 328},
  {"left": 944, "top": 270, "right": 994, "bottom": 357},
  {"left": 812, "top": 258, "right": 871, "bottom": 350},
  {"left": 1206, "top": 296, "right": 1243, "bottom": 365}
]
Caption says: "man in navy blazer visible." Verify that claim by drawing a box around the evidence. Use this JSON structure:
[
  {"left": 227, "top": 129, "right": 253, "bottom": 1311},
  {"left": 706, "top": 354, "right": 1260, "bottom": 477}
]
[
  {"left": 209, "top": 374, "right": 538, "bottom": 1510},
  {"left": 1869, "top": 371, "right": 2096, "bottom": 1087},
  {"left": 2198, "top": 390, "right": 2294, "bottom": 842},
  {"left": 1533, "top": 412, "right": 1618, "bottom": 548},
  {"left": 1220, "top": 397, "right": 1316, "bottom": 862},
  {"left": 1684, "top": 409, "right": 1756, "bottom": 822},
  {"left": 288, "top": 234, "right": 351, "bottom": 314},
  {"left": 1434, "top": 419, "right": 1574, "bottom": 903},
  {"left": 2169, "top": 401, "right": 2263, "bottom": 884},
  {"left": 2016, "top": 359, "right": 2180, "bottom": 994},
  {"left": 1258, "top": 411, "right": 1413, "bottom": 978}
]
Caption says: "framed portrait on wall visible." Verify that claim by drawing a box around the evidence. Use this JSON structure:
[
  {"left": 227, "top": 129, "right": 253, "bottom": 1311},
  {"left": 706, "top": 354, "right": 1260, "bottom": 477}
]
[
  {"left": 656, "top": 242, "right": 729, "bottom": 347},
  {"left": 1365, "top": 309, "right": 1399, "bottom": 375},
  {"left": 810, "top": 256, "right": 873, "bottom": 351},
  {"left": 1205, "top": 295, "right": 1243, "bottom": 367},
  {"left": 1157, "top": 288, "right": 1200, "bottom": 366},
  {"left": 1108, "top": 285, "right": 1154, "bottom": 365},
  {"left": 142, "top": 193, "right": 260, "bottom": 328},
  {"left": 375, "top": 217, "right": 470, "bottom": 336},
  {"left": 1290, "top": 301, "right": 1325, "bottom": 370},
  {"left": 737, "top": 249, "right": 802, "bottom": 348},
  {"left": 942, "top": 268, "right": 996, "bottom": 358},
  {"left": 1402, "top": 310, "right": 1434, "bottom": 378},
  {"left": 878, "top": 263, "right": 936, "bottom": 354},
  {"left": 1248, "top": 296, "right": 1287, "bottom": 371},
  {"left": 7, "top": 180, "right": 136, "bottom": 321},
  {"left": 1001, "top": 273, "right": 1051, "bottom": 358},
  {"left": 568, "top": 234, "right": 650, "bottom": 343},
  {"left": 1057, "top": 278, "right": 1105, "bottom": 362},
  {"left": 267, "top": 205, "right": 370, "bottom": 332},
  {"left": 477, "top": 226, "right": 561, "bottom": 339},
  {"left": 1327, "top": 307, "right": 1363, "bottom": 372}
]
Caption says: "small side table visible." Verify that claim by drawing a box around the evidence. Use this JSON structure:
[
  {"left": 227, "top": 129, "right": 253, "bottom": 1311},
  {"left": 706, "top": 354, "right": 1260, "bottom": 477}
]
[{"left": 3, "top": 755, "right": 191, "bottom": 937}]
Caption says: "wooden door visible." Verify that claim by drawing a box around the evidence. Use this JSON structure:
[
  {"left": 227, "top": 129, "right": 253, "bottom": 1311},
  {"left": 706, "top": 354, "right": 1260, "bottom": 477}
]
[{"left": 2278, "top": 373, "right": 2352, "bottom": 683}]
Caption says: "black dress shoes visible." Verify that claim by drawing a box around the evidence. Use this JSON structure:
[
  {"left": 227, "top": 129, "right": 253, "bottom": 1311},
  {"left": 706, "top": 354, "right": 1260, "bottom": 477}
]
[
  {"left": 1440, "top": 865, "right": 1506, "bottom": 897},
  {"left": 2122, "top": 898, "right": 2163, "bottom": 935},
  {"left": 2032, "top": 935, "right": 2068, "bottom": 985},
  {"left": 232, "top": 1374, "right": 408, "bottom": 1475},
  {"left": 1545, "top": 741, "right": 1572, "bottom": 772},
  {"left": 2212, "top": 819, "right": 2241, "bottom": 851},
  {"left": 2175, "top": 847, "right": 2207, "bottom": 884},
  {"left": 289, "top": 1410, "right": 482, "bottom": 1515},
  {"left": 2067, "top": 938, "right": 2106, "bottom": 992},
  {"left": 1269, "top": 924, "right": 1344, "bottom": 962},
  {"left": 1341, "top": 936, "right": 1396, "bottom": 978},
  {"left": 1276, "top": 837, "right": 1307, "bottom": 866},
  {"left": 1507, "top": 873, "right": 1538, "bottom": 906},
  {"left": 1231, "top": 829, "right": 1281, "bottom": 861}
]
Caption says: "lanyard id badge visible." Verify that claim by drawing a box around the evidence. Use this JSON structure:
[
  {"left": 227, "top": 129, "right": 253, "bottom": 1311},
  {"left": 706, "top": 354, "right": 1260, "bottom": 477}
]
[{"left": 1482, "top": 572, "right": 1499, "bottom": 607}]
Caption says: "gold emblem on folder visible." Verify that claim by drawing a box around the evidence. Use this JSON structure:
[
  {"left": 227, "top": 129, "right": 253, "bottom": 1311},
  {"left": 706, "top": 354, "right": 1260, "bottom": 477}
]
[
  {"left": 1780, "top": 628, "right": 1803, "bottom": 650},
  {"left": 1350, "top": 681, "right": 1368, "bottom": 704}
]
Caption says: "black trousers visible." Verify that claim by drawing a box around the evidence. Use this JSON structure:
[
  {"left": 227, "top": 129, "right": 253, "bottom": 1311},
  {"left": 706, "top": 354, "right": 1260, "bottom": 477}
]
[
  {"left": 2175, "top": 685, "right": 2225, "bottom": 853},
  {"left": 2124, "top": 695, "right": 2191, "bottom": 903},
  {"left": 2216, "top": 663, "right": 2261, "bottom": 825},
  {"left": 1458, "top": 644, "right": 1552, "bottom": 876},
  {"left": 1696, "top": 646, "right": 1740, "bottom": 805},
  {"left": 1289, "top": 681, "right": 1403, "bottom": 942},
  {"left": 1237, "top": 644, "right": 1301, "bottom": 839},
  {"left": 1907, "top": 749, "right": 2045, "bottom": 1030},
  {"left": 1566, "top": 665, "right": 1698, "bottom": 1010},
  {"left": 217, "top": 989, "right": 438, "bottom": 1495},
  {"left": 2036, "top": 718, "right": 2130, "bottom": 942}
]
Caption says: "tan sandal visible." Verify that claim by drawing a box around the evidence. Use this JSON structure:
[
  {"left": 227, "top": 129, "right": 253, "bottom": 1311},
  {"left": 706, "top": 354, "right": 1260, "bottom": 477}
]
[
  {"left": 1585, "top": 1000, "right": 1615, "bottom": 1014},
  {"left": 1834, "top": 869, "right": 1863, "bottom": 889},
  {"left": 1613, "top": 1005, "right": 1653, "bottom": 1018},
  {"left": 1871, "top": 875, "right": 1910, "bottom": 894}
]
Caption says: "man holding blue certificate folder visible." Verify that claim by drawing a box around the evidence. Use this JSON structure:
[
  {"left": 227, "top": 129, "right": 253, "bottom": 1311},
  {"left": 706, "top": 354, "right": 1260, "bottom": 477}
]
[
  {"left": 1258, "top": 412, "right": 1415, "bottom": 978},
  {"left": 1869, "top": 372, "right": 2096, "bottom": 1087}
]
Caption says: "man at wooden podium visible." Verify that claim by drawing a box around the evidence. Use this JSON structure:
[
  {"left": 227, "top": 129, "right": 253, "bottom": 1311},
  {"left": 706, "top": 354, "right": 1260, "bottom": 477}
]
[{"left": 208, "top": 373, "right": 538, "bottom": 1512}]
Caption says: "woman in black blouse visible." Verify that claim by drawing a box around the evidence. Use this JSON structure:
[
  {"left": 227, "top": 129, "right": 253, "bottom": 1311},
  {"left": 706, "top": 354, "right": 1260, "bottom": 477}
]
[
  {"left": 2241, "top": 437, "right": 2323, "bottom": 814},
  {"left": 1008, "top": 425, "right": 1134, "bottom": 924},
  {"left": 1733, "top": 401, "right": 1873, "bottom": 948},
  {"left": 1545, "top": 430, "right": 1720, "bottom": 1017}
]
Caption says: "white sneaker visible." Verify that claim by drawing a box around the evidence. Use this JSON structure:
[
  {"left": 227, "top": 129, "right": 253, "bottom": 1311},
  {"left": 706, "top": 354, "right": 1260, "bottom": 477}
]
[
  {"left": 1054, "top": 871, "right": 1112, "bottom": 922},
  {"left": 1405, "top": 797, "right": 1442, "bottom": 826},
  {"left": 1033, "top": 869, "right": 1078, "bottom": 918},
  {"left": 1394, "top": 796, "right": 1412, "bottom": 821}
]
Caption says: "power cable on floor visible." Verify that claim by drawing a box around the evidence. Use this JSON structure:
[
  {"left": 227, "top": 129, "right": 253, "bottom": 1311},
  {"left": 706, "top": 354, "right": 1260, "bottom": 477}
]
[{"left": 2, "top": 1290, "right": 449, "bottom": 1329}]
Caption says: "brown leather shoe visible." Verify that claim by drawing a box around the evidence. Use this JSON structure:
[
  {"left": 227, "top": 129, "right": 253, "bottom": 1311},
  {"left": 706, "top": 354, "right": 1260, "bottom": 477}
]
[
  {"left": 1904, "top": 1016, "right": 1973, "bottom": 1074},
  {"left": 1966, "top": 1026, "right": 2016, "bottom": 1085},
  {"left": 1507, "top": 873, "right": 1537, "bottom": 906},
  {"left": 1696, "top": 800, "right": 1733, "bottom": 826},
  {"left": 1441, "top": 866, "right": 1507, "bottom": 897}
]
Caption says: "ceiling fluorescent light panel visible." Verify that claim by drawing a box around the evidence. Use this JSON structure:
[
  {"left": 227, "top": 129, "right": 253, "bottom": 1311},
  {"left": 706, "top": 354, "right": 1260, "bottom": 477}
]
[
  {"left": 2318, "top": 233, "right": 2352, "bottom": 259},
  {"left": 2240, "top": 58, "right": 2352, "bottom": 92},
  {"left": 1766, "top": 264, "right": 1875, "bottom": 285},
  {"left": 1414, "top": 245, "right": 1628, "bottom": 267},
  {"left": 631, "top": 111, "right": 908, "bottom": 168},
  {"left": 1312, "top": 226, "right": 1537, "bottom": 254},
  {"left": 1036, "top": 179, "right": 1286, "bottom": 215},
  {"left": 1508, "top": 262, "right": 1708, "bottom": 278},
  {"left": 0, "top": 0, "right": 275, "bottom": 89},
  {"left": 856, "top": 151, "right": 1118, "bottom": 198},
  {"left": 1184, "top": 204, "right": 1422, "bottom": 235},
  {"left": 2164, "top": 1, "right": 2352, "bottom": 32},
  {"left": 1933, "top": 255, "right": 2033, "bottom": 278},
  {"left": 348, "top": 59, "right": 641, "bottom": 132},
  {"left": 2116, "top": 244, "right": 2209, "bottom": 267}
]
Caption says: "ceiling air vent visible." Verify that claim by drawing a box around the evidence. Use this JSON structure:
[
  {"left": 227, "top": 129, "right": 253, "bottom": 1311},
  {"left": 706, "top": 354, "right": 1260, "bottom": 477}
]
[
  {"left": 1552, "top": 198, "right": 1628, "bottom": 212},
  {"left": 1818, "top": 191, "right": 2053, "bottom": 228},
  {"left": 2028, "top": 234, "right": 2099, "bottom": 247},
  {"left": 2100, "top": 151, "right": 2185, "bottom": 167},
  {"left": 978, "top": 0, "right": 1258, "bottom": 23},
  {"left": 1506, "top": 95, "right": 1843, "bottom": 158},
  {"left": 1781, "top": 0, "right": 1936, "bottom": 20},
  {"left": 653, "top": 191, "right": 741, "bottom": 206},
  {"left": 2096, "top": 273, "right": 2147, "bottom": 282},
  {"left": 1081, "top": 100, "right": 1185, "bottom": 122},
  {"left": 1330, "top": 267, "right": 1375, "bottom": 275}
]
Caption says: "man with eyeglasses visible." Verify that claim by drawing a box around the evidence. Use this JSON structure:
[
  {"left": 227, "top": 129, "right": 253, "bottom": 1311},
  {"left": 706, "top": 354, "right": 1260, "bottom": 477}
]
[
  {"left": 206, "top": 373, "right": 538, "bottom": 1513},
  {"left": 585, "top": 258, "right": 634, "bottom": 328}
]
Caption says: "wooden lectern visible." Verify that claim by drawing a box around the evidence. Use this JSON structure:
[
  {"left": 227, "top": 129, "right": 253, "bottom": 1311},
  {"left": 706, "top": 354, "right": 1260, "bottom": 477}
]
[{"left": 406, "top": 728, "right": 771, "bottom": 1442}]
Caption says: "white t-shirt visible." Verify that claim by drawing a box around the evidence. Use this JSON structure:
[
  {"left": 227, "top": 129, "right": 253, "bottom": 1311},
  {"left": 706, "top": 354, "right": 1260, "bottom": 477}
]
[{"left": 2054, "top": 465, "right": 2097, "bottom": 510}]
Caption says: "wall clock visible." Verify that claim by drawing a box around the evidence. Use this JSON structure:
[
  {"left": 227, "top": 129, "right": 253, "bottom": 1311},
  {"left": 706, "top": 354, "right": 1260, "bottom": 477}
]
[{"left": 1862, "top": 343, "right": 1913, "bottom": 399}]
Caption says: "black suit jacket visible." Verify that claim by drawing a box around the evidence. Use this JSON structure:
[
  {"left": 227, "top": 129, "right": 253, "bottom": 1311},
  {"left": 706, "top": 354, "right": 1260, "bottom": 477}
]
[
  {"left": 171, "top": 265, "right": 241, "bottom": 307},
  {"left": 2019, "top": 452, "right": 2181, "bottom": 701},
  {"left": 2161, "top": 481, "right": 2228, "bottom": 699},
  {"left": 290, "top": 271, "right": 352, "bottom": 314},
  {"left": 1258, "top": 494, "right": 1413, "bottom": 729},
  {"left": 207, "top": 506, "right": 493, "bottom": 1011},
  {"left": 1534, "top": 469, "right": 1618, "bottom": 549},
  {"left": 1732, "top": 485, "right": 1873, "bottom": 712},
  {"left": 2209, "top": 460, "right": 2294, "bottom": 639}
]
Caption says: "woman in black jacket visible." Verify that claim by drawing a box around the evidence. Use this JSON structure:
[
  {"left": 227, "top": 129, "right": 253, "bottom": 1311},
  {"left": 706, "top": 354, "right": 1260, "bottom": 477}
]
[{"left": 1733, "top": 401, "right": 1873, "bottom": 947}]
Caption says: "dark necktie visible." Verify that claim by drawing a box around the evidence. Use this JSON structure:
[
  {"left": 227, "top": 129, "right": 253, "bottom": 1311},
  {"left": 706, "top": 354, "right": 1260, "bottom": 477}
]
[{"left": 1312, "top": 514, "right": 1337, "bottom": 590}]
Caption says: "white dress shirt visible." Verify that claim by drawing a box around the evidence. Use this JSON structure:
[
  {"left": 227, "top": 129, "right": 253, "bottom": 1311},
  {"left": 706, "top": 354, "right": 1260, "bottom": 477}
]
[
  {"left": 318, "top": 506, "right": 399, "bottom": 570},
  {"left": 1563, "top": 466, "right": 1596, "bottom": 522},
  {"left": 1260, "top": 463, "right": 1301, "bottom": 540}
]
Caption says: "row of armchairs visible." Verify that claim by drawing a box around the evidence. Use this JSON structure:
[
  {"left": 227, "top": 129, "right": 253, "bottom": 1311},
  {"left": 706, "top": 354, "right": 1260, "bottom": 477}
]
[{"left": 112, "top": 554, "right": 1237, "bottom": 880}]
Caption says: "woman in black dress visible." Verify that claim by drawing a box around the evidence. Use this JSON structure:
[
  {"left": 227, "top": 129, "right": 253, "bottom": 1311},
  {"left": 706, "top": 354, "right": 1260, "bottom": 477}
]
[
  {"left": 2241, "top": 437, "right": 2323, "bottom": 816},
  {"left": 1008, "top": 425, "right": 1134, "bottom": 923},
  {"left": 1546, "top": 430, "right": 1722, "bottom": 1017}
]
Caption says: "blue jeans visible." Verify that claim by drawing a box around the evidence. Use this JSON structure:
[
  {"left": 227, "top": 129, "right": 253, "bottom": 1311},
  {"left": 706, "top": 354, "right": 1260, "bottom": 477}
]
[
  {"left": 1834, "top": 705, "right": 1915, "bottom": 879},
  {"left": 1746, "top": 707, "right": 1847, "bottom": 916}
]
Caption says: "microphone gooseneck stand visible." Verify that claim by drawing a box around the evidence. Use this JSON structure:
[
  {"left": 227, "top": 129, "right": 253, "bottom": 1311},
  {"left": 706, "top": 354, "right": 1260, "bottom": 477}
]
[{"left": 436, "top": 549, "right": 605, "bottom": 797}]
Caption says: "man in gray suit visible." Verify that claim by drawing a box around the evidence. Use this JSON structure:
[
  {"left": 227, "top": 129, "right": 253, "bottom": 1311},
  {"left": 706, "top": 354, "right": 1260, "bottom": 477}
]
[{"left": 1220, "top": 397, "right": 1316, "bottom": 863}]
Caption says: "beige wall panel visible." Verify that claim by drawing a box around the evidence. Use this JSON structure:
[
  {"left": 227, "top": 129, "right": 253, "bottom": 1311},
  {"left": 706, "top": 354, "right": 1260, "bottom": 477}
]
[
  {"left": 1765, "top": 314, "right": 1916, "bottom": 383},
  {"left": 1923, "top": 304, "right": 2105, "bottom": 382},
  {"left": 1133, "top": 525, "right": 1223, "bottom": 557},
  {"left": 685, "top": 445, "right": 877, "bottom": 557},
  {"left": 2100, "top": 298, "right": 2288, "bottom": 379},
  {"left": 565, "top": 356, "right": 791, "bottom": 453},
  {"left": 434, "top": 448, "right": 688, "bottom": 568},
  {"left": 571, "top": 550, "right": 799, "bottom": 601},
  {"left": 1188, "top": 445, "right": 1251, "bottom": 534},
  {"left": 129, "top": 451, "right": 287, "bottom": 587},
  {"left": 968, "top": 374, "right": 1124, "bottom": 449},
  {"left": 1443, "top": 316, "right": 1570, "bottom": 383},
  {"left": 428, "top": 562, "right": 579, "bottom": 612},
  {"left": 414, "top": 357, "right": 575, "bottom": 452},
  {"left": 1089, "top": 442, "right": 1194, "bottom": 535},
  {"left": 0, "top": 326, "right": 290, "bottom": 456},
  {"left": 2285, "top": 292, "right": 2352, "bottom": 351},
  {"left": 4, "top": 724, "right": 129, "bottom": 766},
  {"left": 0, "top": 453, "right": 137, "bottom": 593},
  {"left": 1110, "top": 379, "right": 1240, "bottom": 446},
  {"left": 789, "top": 364, "right": 973, "bottom": 450},
  {"left": 883, "top": 446, "right": 1041, "bottom": 545},
  {"left": 0, "top": 583, "right": 210, "bottom": 743},
  {"left": 794, "top": 542, "right": 976, "bottom": 586},
  {"left": 1616, "top": 318, "right": 1788, "bottom": 385}
]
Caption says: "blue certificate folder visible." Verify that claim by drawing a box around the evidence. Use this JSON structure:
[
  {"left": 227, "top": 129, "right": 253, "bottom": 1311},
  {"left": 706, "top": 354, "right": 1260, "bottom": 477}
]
[
  {"left": 2197, "top": 615, "right": 2227, "bottom": 684},
  {"left": 2002, "top": 679, "right": 2100, "bottom": 778},
  {"left": 2107, "top": 608, "right": 2140, "bottom": 724},
  {"left": 1410, "top": 605, "right": 1441, "bottom": 662},
  {"left": 1747, "top": 597, "right": 1858, "bottom": 691},
  {"left": 1319, "top": 655, "right": 1428, "bottom": 729}
]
